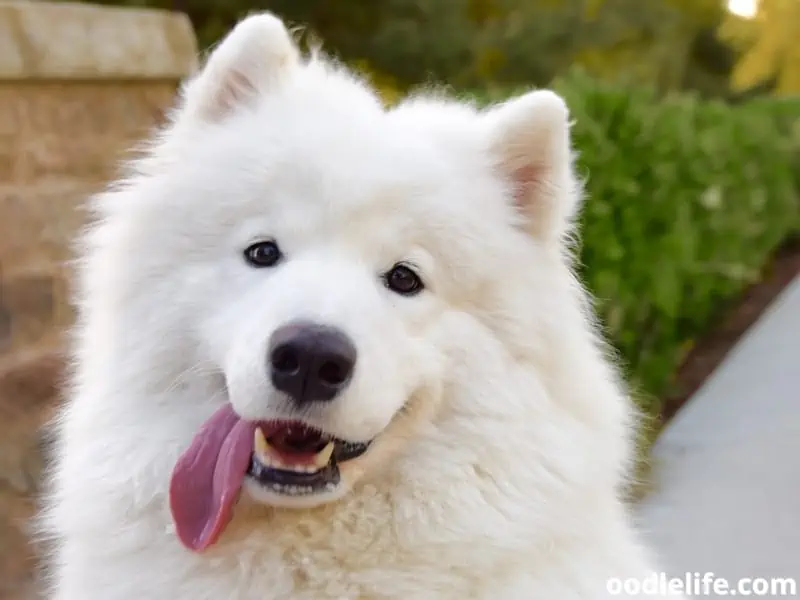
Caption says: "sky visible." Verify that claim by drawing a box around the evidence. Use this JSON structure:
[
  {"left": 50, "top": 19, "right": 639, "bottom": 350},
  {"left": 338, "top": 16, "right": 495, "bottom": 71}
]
[{"left": 727, "top": 0, "right": 758, "bottom": 18}]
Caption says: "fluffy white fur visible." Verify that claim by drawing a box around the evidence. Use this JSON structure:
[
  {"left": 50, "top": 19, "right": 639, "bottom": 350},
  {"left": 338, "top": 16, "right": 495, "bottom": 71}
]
[{"left": 39, "top": 12, "right": 684, "bottom": 600}]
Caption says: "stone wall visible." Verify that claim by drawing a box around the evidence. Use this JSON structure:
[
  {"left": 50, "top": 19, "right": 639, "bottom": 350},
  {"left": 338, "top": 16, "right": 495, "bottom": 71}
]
[{"left": 0, "top": 3, "right": 197, "bottom": 598}]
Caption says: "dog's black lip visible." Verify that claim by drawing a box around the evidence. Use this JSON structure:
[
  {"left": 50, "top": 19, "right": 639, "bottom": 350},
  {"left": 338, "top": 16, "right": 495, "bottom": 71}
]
[
  {"left": 246, "top": 437, "right": 370, "bottom": 494},
  {"left": 331, "top": 439, "right": 370, "bottom": 462},
  {"left": 247, "top": 457, "right": 341, "bottom": 490}
]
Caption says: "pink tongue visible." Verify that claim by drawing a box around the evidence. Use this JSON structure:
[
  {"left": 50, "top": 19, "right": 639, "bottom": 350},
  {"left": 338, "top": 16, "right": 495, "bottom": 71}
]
[{"left": 169, "top": 404, "right": 255, "bottom": 552}]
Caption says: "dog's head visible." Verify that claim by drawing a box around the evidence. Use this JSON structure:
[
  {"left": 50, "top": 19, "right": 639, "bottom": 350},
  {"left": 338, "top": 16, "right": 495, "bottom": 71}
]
[{"left": 82, "top": 14, "right": 626, "bottom": 552}]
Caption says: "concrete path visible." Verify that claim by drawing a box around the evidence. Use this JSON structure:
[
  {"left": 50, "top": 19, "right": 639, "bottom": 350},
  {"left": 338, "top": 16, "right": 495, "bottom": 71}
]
[{"left": 637, "top": 275, "right": 800, "bottom": 598}]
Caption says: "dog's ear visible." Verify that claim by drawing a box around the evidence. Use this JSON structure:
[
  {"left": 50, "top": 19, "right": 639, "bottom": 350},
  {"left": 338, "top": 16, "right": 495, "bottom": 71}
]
[
  {"left": 485, "top": 90, "right": 581, "bottom": 243},
  {"left": 181, "top": 13, "right": 299, "bottom": 122}
]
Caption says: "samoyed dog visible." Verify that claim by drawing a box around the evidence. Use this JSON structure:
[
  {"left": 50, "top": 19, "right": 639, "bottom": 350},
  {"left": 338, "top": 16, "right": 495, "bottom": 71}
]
[{"left": 40, "top": 12, "right": 683, "bottom": 600}]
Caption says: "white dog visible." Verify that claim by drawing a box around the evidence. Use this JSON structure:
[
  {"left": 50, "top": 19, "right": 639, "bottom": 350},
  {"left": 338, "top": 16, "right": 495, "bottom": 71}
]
[{"left": 39, "top": 12, "right": 684, "bottom": 600}]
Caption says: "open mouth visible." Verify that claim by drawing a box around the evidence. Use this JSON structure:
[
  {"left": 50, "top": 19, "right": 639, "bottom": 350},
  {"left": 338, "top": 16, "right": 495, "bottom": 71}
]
[
  {"left": 247, "top": 420, "right": 370, "bottom": 496},
  {"left": 169, "top": 405, "right": 374, "bottom": 552}
]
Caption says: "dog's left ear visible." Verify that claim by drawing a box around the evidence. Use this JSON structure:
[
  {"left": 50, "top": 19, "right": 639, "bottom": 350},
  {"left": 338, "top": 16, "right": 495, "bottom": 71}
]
[
  {"left": 180, "top": 13, "right": 299, "bottom": 123},
  {"left": 485, "top": 90, "right": 580, "bottom": 243}
]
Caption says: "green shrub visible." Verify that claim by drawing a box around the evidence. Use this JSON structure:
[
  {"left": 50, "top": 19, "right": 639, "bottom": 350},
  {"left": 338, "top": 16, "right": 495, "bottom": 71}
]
[{"left": 467, "top": 71, "right": 800, "bottom": 417}]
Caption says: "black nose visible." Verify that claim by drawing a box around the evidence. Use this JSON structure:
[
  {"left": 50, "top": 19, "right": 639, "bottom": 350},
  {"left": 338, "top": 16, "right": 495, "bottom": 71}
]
[{"left": 268, "top": 322, "right": 357, "bottom": 405}]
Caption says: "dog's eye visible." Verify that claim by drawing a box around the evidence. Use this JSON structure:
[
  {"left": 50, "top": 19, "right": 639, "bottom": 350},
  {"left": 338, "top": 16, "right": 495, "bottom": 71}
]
[
  {"left": 384, "top": 263, "right": 424, "bottom": 296},
  {"left": 244, "top": 240, "right": 283, "bottom": 268}
]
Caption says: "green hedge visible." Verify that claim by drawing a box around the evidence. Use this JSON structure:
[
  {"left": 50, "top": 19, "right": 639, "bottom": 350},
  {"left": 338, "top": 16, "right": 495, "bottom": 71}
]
[{"left": 470, "top": 72, "right": 800, "bottom": 417}]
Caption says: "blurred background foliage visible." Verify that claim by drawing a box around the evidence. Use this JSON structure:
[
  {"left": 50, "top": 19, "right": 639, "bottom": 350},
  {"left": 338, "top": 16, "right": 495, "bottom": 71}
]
[{"left": 80, "top": 0, "right": 800, "bottom": 99}]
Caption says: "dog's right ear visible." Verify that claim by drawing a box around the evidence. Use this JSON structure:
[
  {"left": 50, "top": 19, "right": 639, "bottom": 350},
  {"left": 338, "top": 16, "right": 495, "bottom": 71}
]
[
  {"left": 484, "top": 90, "right": 579, "bottom": 245},
  {"left": 181, "top": 13, "right": 298, "bottom": 122}
]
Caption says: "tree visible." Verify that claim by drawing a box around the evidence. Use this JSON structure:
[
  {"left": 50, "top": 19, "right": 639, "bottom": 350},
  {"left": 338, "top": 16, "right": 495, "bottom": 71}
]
[
  {"left": 70, "top": 0, "right": 737, "bottom": 96},
  {"left": 719, "top": 0, "right": 800, "bottom": 95},
  {"left": 575, "top": 0, "right": 727, "bottom": 91}
]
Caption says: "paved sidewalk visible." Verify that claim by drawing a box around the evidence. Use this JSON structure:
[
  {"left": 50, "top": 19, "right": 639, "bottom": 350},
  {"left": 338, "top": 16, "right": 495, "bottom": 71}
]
[{"left": 638, "top": 275, "right": 800, "bottom": 598}]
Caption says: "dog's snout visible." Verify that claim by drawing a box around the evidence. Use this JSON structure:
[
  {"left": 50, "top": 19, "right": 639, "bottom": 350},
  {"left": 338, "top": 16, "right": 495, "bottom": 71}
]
[{"left": 268, "top": 322, "right": 357, "bottom": 405}]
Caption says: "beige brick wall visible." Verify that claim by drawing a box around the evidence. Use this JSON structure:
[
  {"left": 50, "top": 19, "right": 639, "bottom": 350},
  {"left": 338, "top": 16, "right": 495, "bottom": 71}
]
[{"left": 0, "top": 3, "right": 197, "bottom": 598}]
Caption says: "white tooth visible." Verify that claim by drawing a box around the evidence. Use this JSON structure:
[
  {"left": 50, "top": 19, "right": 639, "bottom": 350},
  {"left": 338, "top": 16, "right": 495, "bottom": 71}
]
[
  {"left": 254, "top": 428, "right": 271, "bottom": 463},
  {"left": 313, "top": 442, "right": 335, "bottom": 469},
  {"left": 271, "top": 456, "right": 308, "bottom": 474}
]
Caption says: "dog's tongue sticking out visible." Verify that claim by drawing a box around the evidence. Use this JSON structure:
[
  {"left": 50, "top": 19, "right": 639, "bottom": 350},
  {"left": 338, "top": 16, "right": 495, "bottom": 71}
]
[{"left": 169, "top": 404, "right": 254, "bottom": 552}]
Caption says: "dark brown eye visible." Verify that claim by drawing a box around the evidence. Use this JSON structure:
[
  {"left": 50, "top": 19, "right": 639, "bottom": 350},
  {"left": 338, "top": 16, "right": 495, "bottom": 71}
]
[
  {"left": 384, "top": 263, "right": 424, "bottom": 296},
  {"left": 244, "top": 240, "right": 282, "bottom": 268}
]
